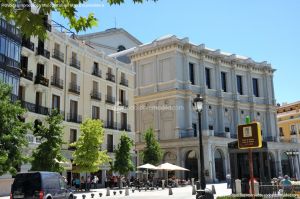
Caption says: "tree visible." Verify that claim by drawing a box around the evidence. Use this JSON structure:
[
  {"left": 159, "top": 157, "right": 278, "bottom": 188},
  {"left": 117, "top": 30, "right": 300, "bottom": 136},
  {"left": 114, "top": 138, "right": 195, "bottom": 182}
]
[
  {"left": 0, "top": 0, "right": 157, "bottom": 39},
  {"left": 113, "top": 133, "right": 134, "bottom": 177},
  {"left": 141, "top": 127, "right": 162, "bottom": 165},
  {"left": 31, "top": 110, "right": 65, "bottom": 172},
  {"left": 72, "top": 119, "right": 110, "bottom": 174},
  {"left": 0, "top": 81, "right": 31, "bottom": 176}
]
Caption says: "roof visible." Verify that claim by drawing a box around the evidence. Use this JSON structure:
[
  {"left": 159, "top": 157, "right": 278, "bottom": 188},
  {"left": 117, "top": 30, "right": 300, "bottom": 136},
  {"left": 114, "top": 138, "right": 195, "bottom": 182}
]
[{"left": 77, "top": 28, "right": 142, "bottom": 45}]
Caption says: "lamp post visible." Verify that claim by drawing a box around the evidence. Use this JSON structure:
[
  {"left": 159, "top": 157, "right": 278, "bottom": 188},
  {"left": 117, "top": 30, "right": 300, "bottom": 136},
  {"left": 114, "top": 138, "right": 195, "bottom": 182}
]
[{"left": 193, "top": 94, "right": 213, "bottom": 199}]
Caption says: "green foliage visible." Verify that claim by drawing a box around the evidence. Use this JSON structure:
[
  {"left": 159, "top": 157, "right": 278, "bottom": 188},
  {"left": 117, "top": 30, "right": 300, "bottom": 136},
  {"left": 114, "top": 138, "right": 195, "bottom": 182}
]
[
  {"left": 72, "top": 119, "right": 110, "bottom": 173},
  {"left": 0, "top": 0, "right": 157, "bottom": 39},
  {"left": 113, "top": 133, "right": 134, "bottom": 176},
  {"left": 31, "top": 110, "right": 65, "bottom": 172},
  {"left": 141, "top": 127, "right": 162, "bottom": 165},
  {"left": 0, "top": 81, "right": 31, "bottom": 175}
]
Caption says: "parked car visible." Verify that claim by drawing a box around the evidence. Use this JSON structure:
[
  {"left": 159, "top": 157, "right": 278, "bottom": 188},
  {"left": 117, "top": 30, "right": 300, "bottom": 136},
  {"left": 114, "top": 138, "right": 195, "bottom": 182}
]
[{"left": 10, "top": 171, "right": 74, "bottom": 199}]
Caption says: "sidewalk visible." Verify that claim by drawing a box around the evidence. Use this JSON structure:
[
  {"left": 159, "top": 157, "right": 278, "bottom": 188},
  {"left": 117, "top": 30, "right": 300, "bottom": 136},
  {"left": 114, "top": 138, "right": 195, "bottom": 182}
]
[{"left": 0, "top": 183, "right": 231, "bottom": 199}]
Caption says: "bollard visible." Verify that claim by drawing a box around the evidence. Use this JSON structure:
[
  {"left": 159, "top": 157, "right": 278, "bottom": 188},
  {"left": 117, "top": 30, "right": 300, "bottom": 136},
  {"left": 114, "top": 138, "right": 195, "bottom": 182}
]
[
  {"left": 192, "top": 185, "right": 196, "bottom": 195},
  {"left": 99, "top": 192, "right": 103, "bottom": 197},
  {"left": 191, "top": 178, "right": 195, "bottom": 186},
  {"left": 106, "top": 187, "right": 110, "bottom": 196},
  {"left": 235, "top": 179, "right": 241, "bottom": 194},
  {"left": 82, "top": 194, "right": 86, "bottom": 199},
  {"left": 211, "top": 185, "right": 216, "bottom": 194},
  {"left": 91, "top": 193, "right": 94, "bottom": 198},
  {"left": 168, "top": 187, "right": 173, "bottom": 195},
  {"left": 162, "top": 180, "right": 165, "bottom": 189},
  {"left": 125, "top": 186, "right": 129, "bottom": 196},
  {"left": 74, "top": 196, "right": 77, "bottom": 199},
  {"left": 119, "top": 190, "right": 123, "bottom": 194},
  {"left": 113, "top": 191, "right": 116, "bottom": 195}
]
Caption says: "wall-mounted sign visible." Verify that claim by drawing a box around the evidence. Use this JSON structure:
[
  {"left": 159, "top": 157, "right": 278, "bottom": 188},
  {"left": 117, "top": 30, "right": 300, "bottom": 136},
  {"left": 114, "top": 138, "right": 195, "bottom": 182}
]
[{"left": 238, "top": 122, "right": 262, "bottom": 149}]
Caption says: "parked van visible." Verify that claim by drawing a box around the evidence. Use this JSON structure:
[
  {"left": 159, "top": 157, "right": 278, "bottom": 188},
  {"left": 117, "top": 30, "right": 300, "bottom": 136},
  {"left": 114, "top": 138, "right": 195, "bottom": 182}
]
[{"left": 10, "top": 172, "right": 74, "bottom": 199}]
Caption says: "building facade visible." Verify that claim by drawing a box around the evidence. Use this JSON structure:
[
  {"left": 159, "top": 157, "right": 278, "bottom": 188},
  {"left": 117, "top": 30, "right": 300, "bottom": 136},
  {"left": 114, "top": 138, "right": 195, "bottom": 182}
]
[
  {"left": 0, "top": 18, "right": 21, "bottom": 96},
  {"left": 0, "top": 17, "right": 22, "bottom": 196},
  {"left": 0, "top": 19, "right": 136, "bottom": 195},
  {"left": 114, "top": 35, "right": 300, "bottom": 182}
]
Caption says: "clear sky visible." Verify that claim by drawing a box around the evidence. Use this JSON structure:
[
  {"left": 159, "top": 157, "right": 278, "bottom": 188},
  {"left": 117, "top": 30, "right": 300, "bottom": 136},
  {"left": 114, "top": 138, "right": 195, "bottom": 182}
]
[{"left": 52, "top": 0, "right": 300, "bottom": 104}]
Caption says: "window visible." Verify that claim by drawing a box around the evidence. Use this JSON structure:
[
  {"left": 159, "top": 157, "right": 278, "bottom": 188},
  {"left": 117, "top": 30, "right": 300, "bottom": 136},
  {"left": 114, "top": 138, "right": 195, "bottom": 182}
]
[
  {"left": 107, "top": 134, "right": 113, "bottom": 152},
  {"left": 119, "top": 89, "right": 125, "bottom": 104},
  {"left": 52, "top": 95, "right": 60, "bottom": 110},
  {"left": 291, "top": 125, "right": 296, "bottom": 135},
  {"left": 70, "top": 100, "right": 78, "bottom": 115},
  {"left": 54, "top": 43, "right": 60, "bottom": 51},
  {"left": 225, "top": 127, "right": 230, "bottom": 133},
  {"left": 209, "top": 125, "right": 214, "bottom": 130},
  {"left": 35, "top": 92, "right": 42, "bottom": 106},
  {"left": 107, "top": 109, "right": 114, "bottom": 127},
  {"left": 121, "top": 113, "right": 127, "bottom": 130},
  {"left": 221, "top": 72, "right": 227, "bottom": 92},
  {"left": 69, "top": 129, "right": 77, "bottom": 143},
  {"left": 53, "top": 65, "right": 60, "bottom": 77},
  {"left": 237, "top": 75, "right": 243, "bottom": 95},
  {"left": 189, "top": 63, "right": 195, "bottom": 85},
  {"left": 252, "top": 78, "right": 259, "bottom": 97},
  {"left": 21, "top": 56, "right": 28, "bottom": 69},
  {"left": 117, "top": 45, "right": 126, "bottom": 52},
  {"left": 93, "top": 81, "right": 98, "bottom": 91},
  {"left": 92, "top": 106, "right": 100, "bottom": 119},
  {"left": 279, "top": 127, "right": 284, "bottom": 136},
  {"left": 205, "top": 68, "right": 211, "bottom": 89},
  {"left": 37, "top": 64, "right": 44, "bottom": 76},
  {"left": 192, "top": 123, "right": 197, "bottom": 137},
  {"left": 70, "top": 73, "right": 77, "bottom": 83},
  {"left": 107, "top": 85, "right": 112, "bottom": 96}
]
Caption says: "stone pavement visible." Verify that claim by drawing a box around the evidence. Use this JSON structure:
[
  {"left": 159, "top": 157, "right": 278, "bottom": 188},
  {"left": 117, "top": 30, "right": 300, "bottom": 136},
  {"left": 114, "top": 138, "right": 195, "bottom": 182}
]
[{"left": 0, "top": 183, "right": 231, "bottom": 199}]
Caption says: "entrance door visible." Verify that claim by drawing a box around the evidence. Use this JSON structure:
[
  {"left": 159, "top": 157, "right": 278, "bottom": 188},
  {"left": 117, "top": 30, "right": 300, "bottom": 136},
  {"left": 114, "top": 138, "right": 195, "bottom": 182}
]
[
  {"left": 185, "top": 151, "right": 198, "bottom": 180},
  {"left": 215, "top": 149, "right": 225, "bottom": 181}
]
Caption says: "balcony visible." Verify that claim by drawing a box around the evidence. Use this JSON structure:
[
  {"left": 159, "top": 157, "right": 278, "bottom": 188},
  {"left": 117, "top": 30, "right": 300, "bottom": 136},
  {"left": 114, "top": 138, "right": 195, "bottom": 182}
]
[
  {"left": 69, "top": 82, "right": 80, "bottom": 94},
  {"left": 37, "top": 47, "right": 50, "bottom": 59},
  {"left": 70, "top": 58, "right": 80, "bottom": 69},
  {"left": 214, "top": 132, "right": 226, "bottom": 138},
  {"left": 105, "top": 121, "right": 117, "bottom": 130},
  {"left": 21, "top": 101, "right": 49, "bottom": 115},
  {"left": 120, "top": 78, "right": 128, "bottom": 87},
  {"left": 92, "top": 69, "right": 102, "bottom": 78},
  {"left": 0, "top": 54, "right": 20, "bottom": 69},
  {"left": 35, "top": 75, "right": 49, "bottom": 87},
  {"left": 91, "top": 90, "right": 101, "bottom": 101},
  {"left": 179, "top": 131, "right": 196, "bottom": 138},
  {"left": 119, "top": 124, "right": 131, "bottom": 132},
  {"left": 290, "top": 131, "right": 297, "bottom": 135},
  {"left": 107, "top": 145, "right": 115, "bottom": 153},
  {"left": 21, "top": 39, "right": 34, "bottom": 51},
  {"left": 106, "top": 73, "right": 115, "bottom": 82},
  {"left": 67, "top": 113, "right": 82, "bottom": 123},
  {"left": 105, "top": 95, "right": 115, "bottom": 104},
  {"left": 0, "top": 18, "right": 21, "bottom": 43},
  {"left": 264, "top": 136, "right": 277, "bottom": 142},
  {"left": 51, "top": 76, "right": 64, "bottom": 89},
  {"left": 21, "top": 69, "right": 33, "bottom": 81},
  {"left": 119, "top": 100, "right": 128, "bottom": 107},
  {"left": 52, "top": 49, "right": 64, "bottom": 62}
]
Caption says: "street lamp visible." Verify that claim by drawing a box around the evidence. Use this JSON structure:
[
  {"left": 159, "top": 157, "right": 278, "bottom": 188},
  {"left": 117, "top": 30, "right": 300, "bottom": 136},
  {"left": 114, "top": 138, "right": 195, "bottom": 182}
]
[{"left": 193, "top": 95, "right": 213, "bottom": 198}]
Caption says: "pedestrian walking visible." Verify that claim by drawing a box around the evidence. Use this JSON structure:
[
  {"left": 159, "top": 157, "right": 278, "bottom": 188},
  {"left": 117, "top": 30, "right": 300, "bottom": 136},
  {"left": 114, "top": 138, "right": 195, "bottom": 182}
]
[
  {"left": 93, "top": 175, "right": 99, "bottom": 189},
  {"left": 75, "top": 177, "right": 80, "bottom": 192},
  {"left": 226, "top": 173, "right": 231, "bottom": 188}
]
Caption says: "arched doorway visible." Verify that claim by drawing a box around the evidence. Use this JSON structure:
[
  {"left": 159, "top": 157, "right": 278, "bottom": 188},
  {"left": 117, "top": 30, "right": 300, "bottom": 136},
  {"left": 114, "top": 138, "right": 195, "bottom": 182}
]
[
  {"left": 281, "top": 152, "right": 292, "bottom": 177},
  {"left": 214, "top": 149, "right": 226, "bottom": 181},
  {"left": 163, "top": 152, "right": 177, "bottom": 178},
  {"left": 268, "top": 153, "right": 276, "bottom": 178},
  {"left": 185, "top": 150, "right": 198, "bottom": 180}
]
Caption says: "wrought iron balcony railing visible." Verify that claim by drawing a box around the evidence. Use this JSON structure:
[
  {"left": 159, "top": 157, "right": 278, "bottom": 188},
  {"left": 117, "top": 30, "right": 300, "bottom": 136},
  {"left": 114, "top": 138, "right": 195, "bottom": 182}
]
[
  {"left": 36, "top": 47, "right": 50, "bottom": 59},
  {"left": 35, "top": 75, "right": 49, "bottom": 87},
  {"left": 91, "top": 90, "right": 101, "bottom": 101},
  {"left": 21, "top": 38, "right": 34, "bottom": 51},
  {"left": 106, "top": 73, "right": 115, "bottom": 82},
  {"left": 51, "top": 76, "right": 64, "bottom": 89},
  {"left": 70, "top": 58, "right": 80, "bottom": 69},
  {"left": 69, "top": 82, "right": 80, "bottom": 94},
  {"left": 52, "top": 49, "right": 64, "bottom": 62},
  {"left": 67, "top": 113, "right": 82, "bottom": 123},
  {"left": 120, "top": 78, "right": 128, "bottom": 87},
  {"left": 105, "top": 95, "right": 115, "bottom": 104},
  {"left": 92, "top": 69, "right": 102, "bottom": 78},
  {"left": 21, "top": 69, "right": 33, "bottom": 81}
]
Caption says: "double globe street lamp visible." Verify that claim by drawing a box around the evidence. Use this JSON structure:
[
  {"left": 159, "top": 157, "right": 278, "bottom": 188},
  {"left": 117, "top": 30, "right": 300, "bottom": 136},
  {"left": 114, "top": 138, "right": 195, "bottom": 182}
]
[{"left": 193, "top": 94, "right": 213, "bottom": 199}]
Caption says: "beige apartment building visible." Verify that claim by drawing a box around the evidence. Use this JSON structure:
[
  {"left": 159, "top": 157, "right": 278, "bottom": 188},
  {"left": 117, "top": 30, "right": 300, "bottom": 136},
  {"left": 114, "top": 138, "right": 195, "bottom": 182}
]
[{"left": 13, "top": 22, "right": 136, "bottom": 187}]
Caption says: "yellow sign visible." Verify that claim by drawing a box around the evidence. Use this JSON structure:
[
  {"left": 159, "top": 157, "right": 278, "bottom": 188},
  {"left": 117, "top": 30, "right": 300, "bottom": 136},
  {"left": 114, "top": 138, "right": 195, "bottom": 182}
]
[{"left": 238, "top": 122, "right": 262, "bottom": 149}]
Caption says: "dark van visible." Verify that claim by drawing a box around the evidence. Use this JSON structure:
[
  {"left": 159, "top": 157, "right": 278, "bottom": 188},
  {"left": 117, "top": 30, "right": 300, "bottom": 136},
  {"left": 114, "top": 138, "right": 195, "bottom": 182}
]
[{"left": 10, "top": 172, "right": 74, "bottom": 199}]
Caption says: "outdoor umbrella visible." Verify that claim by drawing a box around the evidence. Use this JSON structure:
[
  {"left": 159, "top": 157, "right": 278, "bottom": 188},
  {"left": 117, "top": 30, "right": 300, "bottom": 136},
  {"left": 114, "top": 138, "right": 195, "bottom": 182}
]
[
  {"left": 137, "top": 163, "right": 158, "bottom": 180},
  {"left": 156, "top": 162, "right": 189, "bottom": 186}
]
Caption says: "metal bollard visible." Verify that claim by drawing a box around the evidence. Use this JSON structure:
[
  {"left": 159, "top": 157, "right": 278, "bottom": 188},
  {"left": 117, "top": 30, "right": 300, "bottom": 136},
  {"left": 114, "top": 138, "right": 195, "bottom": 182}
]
[
  {"left": 82, "top": 194, "right": 86, "bottom": 199},
  {"left": 168, "top": 187, "right": 173, "bottom": 195},
  {"left": 125, "top": 186, "right": 129, "bottom": 196},
  {"left": 106, "top": 187, "right": 110, "bottom": 196},
  {"left": 192, "top": 185, "right": 196, "bottom": 195}
]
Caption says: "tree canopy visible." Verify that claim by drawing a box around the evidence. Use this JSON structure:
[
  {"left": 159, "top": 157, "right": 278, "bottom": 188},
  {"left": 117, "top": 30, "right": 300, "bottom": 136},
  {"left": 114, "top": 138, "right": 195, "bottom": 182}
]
[
  {"left": 141, "top": 127, "right": 162, "bottom": 165},
  {"left": 72, "top": 119, "right": 110, "bottom": 173},
  {"left": 31, "top": 110, "right": 65, "bottom": 172},
  {"left": 113, "top": 133, "right": 134, "bottom": 176},
  {"left": 0, "top": 0, "right": 157, "bottom": 39},
  {"left": 0, "top": 81, "right": 31, "bottom": 175}
]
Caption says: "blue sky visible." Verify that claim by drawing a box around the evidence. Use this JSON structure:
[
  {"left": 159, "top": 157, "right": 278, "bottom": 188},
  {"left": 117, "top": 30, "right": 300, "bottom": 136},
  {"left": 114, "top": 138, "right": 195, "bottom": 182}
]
[{"left": 52, "top": 0, "right": 300, "bottom": 104}]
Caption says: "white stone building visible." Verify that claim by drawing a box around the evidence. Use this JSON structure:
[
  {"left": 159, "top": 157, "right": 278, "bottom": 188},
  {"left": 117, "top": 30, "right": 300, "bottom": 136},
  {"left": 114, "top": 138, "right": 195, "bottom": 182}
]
[{"left": 110, "top": 35, "right": 300, "bottom": 183}]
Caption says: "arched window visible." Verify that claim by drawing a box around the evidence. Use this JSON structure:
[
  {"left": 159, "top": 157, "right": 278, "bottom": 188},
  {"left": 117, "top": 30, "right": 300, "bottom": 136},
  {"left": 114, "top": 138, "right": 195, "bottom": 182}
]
[{"left": 117, "top": 45, "right": 126, "bottom": 52}]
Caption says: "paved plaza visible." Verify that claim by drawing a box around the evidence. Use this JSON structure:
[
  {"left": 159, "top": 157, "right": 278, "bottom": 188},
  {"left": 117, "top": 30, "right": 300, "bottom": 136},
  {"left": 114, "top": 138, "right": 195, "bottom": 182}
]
[{"left": 1, "top": 183, "right": 231, "bottom": 199}]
